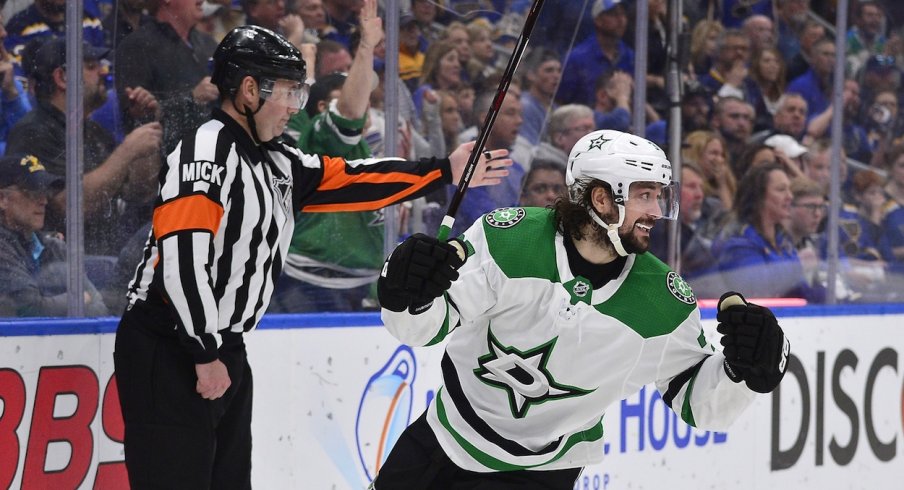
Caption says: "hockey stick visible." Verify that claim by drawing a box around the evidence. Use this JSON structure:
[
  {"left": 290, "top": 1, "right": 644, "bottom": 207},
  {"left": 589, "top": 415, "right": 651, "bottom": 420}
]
[{"left": 436, "top": 0, "right": 546, "bottom": 241}]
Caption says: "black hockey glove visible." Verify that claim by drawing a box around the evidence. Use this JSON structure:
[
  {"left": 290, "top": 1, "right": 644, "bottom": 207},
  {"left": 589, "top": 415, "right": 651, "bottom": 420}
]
[
  {"left": 717, "top": 292, "right": 790, "bottom": 394},
  {"left": 377, "top": 233, "right": 466, "bottom": 313}
]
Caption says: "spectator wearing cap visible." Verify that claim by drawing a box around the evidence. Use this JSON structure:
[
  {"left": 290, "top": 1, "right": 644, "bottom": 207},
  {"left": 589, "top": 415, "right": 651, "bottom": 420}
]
[
  {"left": 7, "top": 37, "right": 162, "bottom": 255},
  {"left": 0, "top": 154, "right": 108, "bottom": 317},
  {"left": 858, "top": 54, "right": 902, "bottom": 113},
  {"left": 557, "top": 0, "right": 634, "bottom": 106},
  {"left": 114, "top": 0, "right": 219, "bottom": 154},
  {"left": 399, "top": 12, "right": 425, "bottom": 91},
  {"left": 0, "top": 12, "right": 30, "bottom": 155},
  {"left": 763, "top": 133, "right": 808, "bottom": 180},
  {"left": 518, "top": 48, "right": 561, "bottom": 145},
  {"left": 645, "top": 81, "right": 712, "bottom": 147},
  {"left": 411, "top": 0, "right": 442, "bottom": 46},
  {"left": 847, "top": 1, "right": 887, "bottom": 76},
  {"left": 722, "top": 0, "right": 772, "bottom": 29},
  {"left": 3, "top": 0, "right": 105, "bottom": 85}
]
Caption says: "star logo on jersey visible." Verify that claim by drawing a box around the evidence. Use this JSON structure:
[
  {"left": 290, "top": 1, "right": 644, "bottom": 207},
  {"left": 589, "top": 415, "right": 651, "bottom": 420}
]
[
  {"left": 485, "top": 207, "right": 526, "bottom": 228},
  {"left": 587, "top": 134, "right": 611, "bottom": 151},
  {"left": 667, "top": 271, "right": 696, "bottom": 304},
  {"left": 474, "top": 328, "right": 593, "bottom": 419},
  {"left": 562, "top": 276, "right": 593, "bottom": 305}
]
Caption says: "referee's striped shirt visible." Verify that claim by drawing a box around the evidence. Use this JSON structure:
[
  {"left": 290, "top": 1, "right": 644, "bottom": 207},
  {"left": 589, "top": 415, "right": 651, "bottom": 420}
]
[{"left": 126, "top": 109, "right": 452, "bottom": 363}]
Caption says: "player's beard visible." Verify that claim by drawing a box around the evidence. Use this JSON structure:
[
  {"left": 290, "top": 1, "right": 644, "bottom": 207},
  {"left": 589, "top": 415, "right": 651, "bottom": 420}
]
[{"left": 590, "top": 207, "right": 653, "bottom": 255}]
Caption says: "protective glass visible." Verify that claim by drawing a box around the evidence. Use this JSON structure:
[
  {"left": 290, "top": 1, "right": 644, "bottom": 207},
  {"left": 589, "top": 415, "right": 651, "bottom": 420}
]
[
  {"left": 624, "top": 181, "right": 680, "bottom": 220},
  {"left": 259, "top": 78, "right": 309, "bottom": 110}
]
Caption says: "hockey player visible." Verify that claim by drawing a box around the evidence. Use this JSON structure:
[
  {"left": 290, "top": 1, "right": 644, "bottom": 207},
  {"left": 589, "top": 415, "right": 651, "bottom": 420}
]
[{"left": 374, "top": 130, "right": 790, "bottom": 488}]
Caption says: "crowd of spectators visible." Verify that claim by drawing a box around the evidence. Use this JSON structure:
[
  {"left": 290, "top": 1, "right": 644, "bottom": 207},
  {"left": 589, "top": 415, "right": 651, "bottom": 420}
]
[{"left": 0, "top": 0, "right": 903, "bottom": 317}]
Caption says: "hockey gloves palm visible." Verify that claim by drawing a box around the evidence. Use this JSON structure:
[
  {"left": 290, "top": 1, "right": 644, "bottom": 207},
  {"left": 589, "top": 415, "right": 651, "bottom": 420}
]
[
  {"left": 717, "top": 292, "right": 790, "bottom": 393},
  {"left": 378, "top": 233, "right": 465, "bottom": 313}
]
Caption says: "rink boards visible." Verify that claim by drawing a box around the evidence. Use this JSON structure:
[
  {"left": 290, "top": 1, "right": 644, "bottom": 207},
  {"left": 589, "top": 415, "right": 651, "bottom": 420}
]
[{"left": 1, "top": 305, "right": 903, "bottom": 489}]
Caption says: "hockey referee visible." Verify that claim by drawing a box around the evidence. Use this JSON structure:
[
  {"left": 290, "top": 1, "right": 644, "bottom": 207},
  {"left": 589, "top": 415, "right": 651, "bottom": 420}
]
[{"left": 112, "top": 17, "right": 512, "bottom": 490}]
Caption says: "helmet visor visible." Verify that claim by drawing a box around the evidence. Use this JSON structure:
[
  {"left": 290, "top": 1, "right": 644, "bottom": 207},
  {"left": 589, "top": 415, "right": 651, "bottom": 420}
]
[
  {"left": 259, "top": 78, "right": 310, "bottom": 110},
  {"left": 625, "top": 181, "right": 680, "bottom": 221}
]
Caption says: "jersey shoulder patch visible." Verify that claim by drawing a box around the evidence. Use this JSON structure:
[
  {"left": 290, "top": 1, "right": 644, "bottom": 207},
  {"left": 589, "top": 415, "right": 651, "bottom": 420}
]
[
  {"left": 481, "top": 207, "right": 558, "bottom": 282},
  {"left": 596, "top": 253, "right": 696, "bottom": 338}
]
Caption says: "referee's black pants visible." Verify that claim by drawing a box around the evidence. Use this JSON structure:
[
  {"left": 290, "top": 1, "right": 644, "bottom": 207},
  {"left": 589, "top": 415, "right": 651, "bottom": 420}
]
[
  {"left": 114, "top": 304, "right": 253, "bottom": 490},
  {"left": 372, "top": 412, "right": 582, "bottom": 489}
]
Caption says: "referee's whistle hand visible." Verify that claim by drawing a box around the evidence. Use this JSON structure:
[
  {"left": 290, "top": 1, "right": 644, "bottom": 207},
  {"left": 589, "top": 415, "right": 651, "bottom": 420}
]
[{"left": 195, "top": 359, "right": 232, "bottom": 400}]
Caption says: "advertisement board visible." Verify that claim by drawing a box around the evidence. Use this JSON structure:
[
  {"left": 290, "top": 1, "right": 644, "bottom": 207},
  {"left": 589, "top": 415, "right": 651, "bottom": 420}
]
[{"left": 1, "top": 306, "right": 902, "bottom": 489}]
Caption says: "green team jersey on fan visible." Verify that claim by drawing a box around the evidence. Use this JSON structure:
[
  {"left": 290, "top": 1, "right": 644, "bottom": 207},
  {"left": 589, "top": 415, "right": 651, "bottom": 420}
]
[
  {"left": 382, "top": 207, "right": 756, "bottom": 472},
  {"left": 285, "top": 100, "right": 384, "bottom": 288}
]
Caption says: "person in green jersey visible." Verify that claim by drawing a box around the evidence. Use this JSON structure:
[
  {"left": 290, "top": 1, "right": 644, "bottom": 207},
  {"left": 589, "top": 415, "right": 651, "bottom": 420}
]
[{"left": 372, "top": 129, "right": 790, "bottom": 488}]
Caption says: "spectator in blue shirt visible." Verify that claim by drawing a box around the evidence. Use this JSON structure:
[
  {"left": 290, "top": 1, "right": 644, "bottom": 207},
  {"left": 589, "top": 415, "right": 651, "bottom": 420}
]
[
  {"left": 557, "top": 0, "right": 634, "bottom": 106},
  {"left": 592, "top": 70, "right": 631, "bottom": 132},
  {"left": 518, "top": 48, "right": 561, "bottom": 145},
  {"left": 4, "top": 0, "right": 105, "bottom": 85},
  {"left": 0, "top": 16, "right": 30, "bottom": 155},
  {"left": 712, "top": 162, "right": 825, "bottom": 302},
  {"left": 775, "top": 0, "right": 811, "bottom": 62},
  {"left": 787, "top": 37, "right": 836, "bottom": 124}
]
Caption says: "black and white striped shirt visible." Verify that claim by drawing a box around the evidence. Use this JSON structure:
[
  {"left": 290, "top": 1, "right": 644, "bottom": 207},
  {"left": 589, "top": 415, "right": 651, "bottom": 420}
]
[{"left": 126, "top": 109, "right": 451, "bottom": 362}]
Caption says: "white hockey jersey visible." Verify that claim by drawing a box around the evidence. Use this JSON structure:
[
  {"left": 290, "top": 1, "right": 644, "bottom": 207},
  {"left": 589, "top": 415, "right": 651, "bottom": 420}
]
[{"left": 382, "top": 207, "right": 756, "bottom": 472}]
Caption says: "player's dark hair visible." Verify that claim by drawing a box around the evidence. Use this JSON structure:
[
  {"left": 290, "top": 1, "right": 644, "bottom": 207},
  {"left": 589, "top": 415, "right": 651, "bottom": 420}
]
[{"left": 553, "top": 180, "right": 613, "bottom": 241}]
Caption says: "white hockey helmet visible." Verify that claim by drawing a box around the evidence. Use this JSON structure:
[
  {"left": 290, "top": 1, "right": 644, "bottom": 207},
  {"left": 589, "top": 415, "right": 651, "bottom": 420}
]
[
  {"left": 566, "top": 130, "right": 678, "bottom": 217},
  {"left": 565, "top": 130, "right": 679, "bottom": 255}
]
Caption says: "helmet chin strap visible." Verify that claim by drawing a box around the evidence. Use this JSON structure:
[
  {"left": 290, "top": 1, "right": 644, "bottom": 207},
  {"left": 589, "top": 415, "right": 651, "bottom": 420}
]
[
  {"left": 589, "top": 202, "right": 629, "bottom": 257},
  {"left": 233, "top": 97, "right": 267, "bottom": 145}
]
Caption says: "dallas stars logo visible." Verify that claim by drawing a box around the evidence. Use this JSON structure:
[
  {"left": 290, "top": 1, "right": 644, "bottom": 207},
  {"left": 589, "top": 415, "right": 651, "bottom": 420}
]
[
  {"left": 587, "top": 134, "right": 612, "bottom": 151},
  {"left": 474, "top": 329, "right": 593, "bottom": 419},
  {"left": 485, "top": 207, "right": 525, "bottom": 228},
  {"left": 667, "top": 271, "right": 696, "bottom": 304}
]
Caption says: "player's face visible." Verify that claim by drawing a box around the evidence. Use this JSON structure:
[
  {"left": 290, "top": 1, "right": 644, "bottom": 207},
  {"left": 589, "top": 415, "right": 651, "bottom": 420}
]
[{"left": 594, "top": 182, "right": 664, "bottom": 254}]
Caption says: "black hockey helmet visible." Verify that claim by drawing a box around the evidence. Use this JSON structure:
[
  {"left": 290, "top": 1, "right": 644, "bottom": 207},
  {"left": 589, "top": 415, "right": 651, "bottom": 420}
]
[{"left": 211, "top": 25, "right": 306, "bottom": 97}]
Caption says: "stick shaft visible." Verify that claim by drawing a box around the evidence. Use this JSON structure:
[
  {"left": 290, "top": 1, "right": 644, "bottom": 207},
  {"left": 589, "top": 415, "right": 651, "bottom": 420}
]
[{"left": 437, "top": 0, "right": 546, "bottom": 240}]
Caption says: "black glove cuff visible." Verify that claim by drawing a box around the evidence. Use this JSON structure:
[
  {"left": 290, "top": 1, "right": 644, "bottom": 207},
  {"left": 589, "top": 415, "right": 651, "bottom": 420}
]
[
  {"left": 377, "top": 276, "right": 410, "bottom": 312},
  {"left": 723, "top": 359, "right": 745, "bottom": 383}
]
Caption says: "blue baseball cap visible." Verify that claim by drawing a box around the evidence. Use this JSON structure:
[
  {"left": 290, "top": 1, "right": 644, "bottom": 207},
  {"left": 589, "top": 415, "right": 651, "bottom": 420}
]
[
  {"left": 0, "top": 154, "right": 64, "bottom": 192},
  {"left": 592, "top": 0, "right": 623, "bottom": 17}
]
